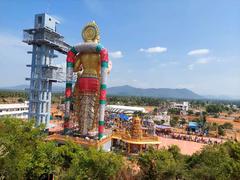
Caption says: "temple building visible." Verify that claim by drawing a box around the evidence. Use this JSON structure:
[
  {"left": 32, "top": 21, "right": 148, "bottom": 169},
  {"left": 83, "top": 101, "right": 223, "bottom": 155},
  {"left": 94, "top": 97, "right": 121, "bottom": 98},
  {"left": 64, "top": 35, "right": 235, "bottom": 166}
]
[{"left": 112, "top": 116, "right": 161, "bottom": 154}]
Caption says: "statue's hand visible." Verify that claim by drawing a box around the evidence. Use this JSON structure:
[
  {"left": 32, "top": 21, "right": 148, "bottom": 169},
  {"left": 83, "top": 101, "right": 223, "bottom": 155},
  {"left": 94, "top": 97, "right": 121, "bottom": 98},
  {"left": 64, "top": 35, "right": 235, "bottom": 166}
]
[
  {"left": 107, "top": 60, "right": 112, "bottom": 75},
  {"left": 77, "top": 69, "right": 83, "bottom": 77}
]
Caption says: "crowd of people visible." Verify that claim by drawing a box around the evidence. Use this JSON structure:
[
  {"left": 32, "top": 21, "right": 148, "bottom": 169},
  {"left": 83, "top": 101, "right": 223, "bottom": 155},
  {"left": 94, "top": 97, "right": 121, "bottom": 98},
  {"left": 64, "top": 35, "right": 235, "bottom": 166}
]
[
  {"left": 105, "top": 112, "right": 225, "bottom": 145},
  {"left": 156, "top": 131, "right": 223, "bottom": 144}
]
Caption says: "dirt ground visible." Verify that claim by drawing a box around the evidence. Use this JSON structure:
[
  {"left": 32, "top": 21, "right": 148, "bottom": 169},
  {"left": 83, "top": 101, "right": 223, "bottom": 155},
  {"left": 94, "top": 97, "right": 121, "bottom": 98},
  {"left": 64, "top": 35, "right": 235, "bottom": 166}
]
[
  {"left": 207, "top": 117, "right": 240, "bottom": 129},
  {"left": 158, "top": 137, "right": 206, "bottom": 155}
]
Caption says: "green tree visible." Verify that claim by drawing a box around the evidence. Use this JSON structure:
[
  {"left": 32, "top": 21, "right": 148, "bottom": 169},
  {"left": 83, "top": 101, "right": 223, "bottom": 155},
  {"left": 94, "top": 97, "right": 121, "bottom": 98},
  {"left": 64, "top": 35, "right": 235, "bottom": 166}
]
[
  {"left": 179, "top": 118, "right": 187, "bottom": 126},
  {"left": 206, "top": 104, "right": 223, "bottom": 114},
  {"left": 153, "top": 107, "right": 158, "bottom": 115},
  {"left": 186, "top": 142, "right": 240, "bottom": 180},
  {"left": 218, "top": 125, "right": 225, "bottom": 136},
  {"left": 0, "top": 117, "right": 123, "bottom": 180},
  {"left": 17, "top": 98, "right": 25, "bottom": 103},
  {"left": 168, "top": 108, "right": 180, "bottom": 115},
  {"left": 138, "top": 146, "right": 186, "bottom": 180},
  {"left": 207, "top": 122, "right": 219, "bottom": 131},
  {"left": 222, "top": 122, "right": 233, "bottom": 129},
  {"left": 0, "top": 117, "right": 62, "bottom": 179},
  {"left": 63, "top": 147, "right": 123, "bottom": 180},
  {"left": 170, "top": 116, "right": 179, "bottom": 127},
  {"left": 133, "top": 111, "right": 144, "bottom": 117},
  {"left": 195, "top": 112, "right": 200, "bottom": 116},
  {"left": 187, "top": 110, "right": 194, "bottom": 115}
]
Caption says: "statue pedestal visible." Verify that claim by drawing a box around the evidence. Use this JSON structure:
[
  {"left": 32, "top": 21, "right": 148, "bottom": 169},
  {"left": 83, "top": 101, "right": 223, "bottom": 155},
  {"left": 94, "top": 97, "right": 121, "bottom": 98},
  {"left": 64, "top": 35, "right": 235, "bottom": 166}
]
[{"left": 47, "top": 133, "right": 112, "bottom": 152}]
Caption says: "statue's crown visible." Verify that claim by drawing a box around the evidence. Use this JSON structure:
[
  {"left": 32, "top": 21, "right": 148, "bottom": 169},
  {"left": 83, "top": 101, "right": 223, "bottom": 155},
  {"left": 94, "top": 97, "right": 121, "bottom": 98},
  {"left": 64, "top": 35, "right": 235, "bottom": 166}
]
[{"left": 82, "top": 21, "right": 100, "bottom": 42}]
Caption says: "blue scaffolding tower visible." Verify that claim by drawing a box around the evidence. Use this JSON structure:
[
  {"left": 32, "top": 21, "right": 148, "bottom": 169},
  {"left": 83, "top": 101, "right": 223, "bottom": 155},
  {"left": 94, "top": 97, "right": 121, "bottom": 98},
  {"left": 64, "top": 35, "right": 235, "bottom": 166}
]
[{"left": 23, "top": 13, "right": 70, "bottom": 127}]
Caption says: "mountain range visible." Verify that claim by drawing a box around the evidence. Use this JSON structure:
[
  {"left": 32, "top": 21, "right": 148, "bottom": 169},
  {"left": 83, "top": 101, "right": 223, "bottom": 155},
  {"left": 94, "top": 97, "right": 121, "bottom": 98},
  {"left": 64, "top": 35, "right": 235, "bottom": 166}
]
[
  {"left": 107, "top": 85, "right": 202, "bottom": 99},
  {"left": 0, "top": 84, "right": 237, "bottom": 100},
  {"left": 0, "top": 84, "right": 202, "bottom": 99}
]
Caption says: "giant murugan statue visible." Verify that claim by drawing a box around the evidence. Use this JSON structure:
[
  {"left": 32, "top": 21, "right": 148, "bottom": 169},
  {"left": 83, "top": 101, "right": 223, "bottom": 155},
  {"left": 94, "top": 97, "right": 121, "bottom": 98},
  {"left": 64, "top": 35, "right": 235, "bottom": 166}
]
[{"left": 64, "top": 21, "right": 111, "bottom": 139}]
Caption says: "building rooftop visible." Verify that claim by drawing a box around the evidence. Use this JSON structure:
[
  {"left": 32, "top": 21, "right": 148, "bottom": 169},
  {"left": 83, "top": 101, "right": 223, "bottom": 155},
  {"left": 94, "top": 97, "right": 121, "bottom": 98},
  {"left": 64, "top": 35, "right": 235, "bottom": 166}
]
[
  {"left": 0, "top": 102, "right": 29, "bottom": 109},
  {"left": 106, "top": 105, "right": 145, "bottom": 113}
]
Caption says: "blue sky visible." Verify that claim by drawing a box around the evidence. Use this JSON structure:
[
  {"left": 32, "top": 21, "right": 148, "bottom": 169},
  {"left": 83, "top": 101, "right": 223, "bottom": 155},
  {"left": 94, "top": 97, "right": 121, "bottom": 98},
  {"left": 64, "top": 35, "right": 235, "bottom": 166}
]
[{"left": 0, "top": 0, "right": 240, "bottom": 97}]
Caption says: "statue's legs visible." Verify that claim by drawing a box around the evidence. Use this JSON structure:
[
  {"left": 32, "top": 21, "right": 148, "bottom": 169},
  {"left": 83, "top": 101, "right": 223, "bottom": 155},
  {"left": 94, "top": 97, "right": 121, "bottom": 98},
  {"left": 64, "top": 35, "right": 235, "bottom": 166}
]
[
  {"left": 92, "top": 91, "right": 99, "bottom": 131},
  {"left": 77, "top": 94, "right": 96, "bottom": 135},
  {"left": 74, "top": 77, "right": 99, "bottom": 135}
]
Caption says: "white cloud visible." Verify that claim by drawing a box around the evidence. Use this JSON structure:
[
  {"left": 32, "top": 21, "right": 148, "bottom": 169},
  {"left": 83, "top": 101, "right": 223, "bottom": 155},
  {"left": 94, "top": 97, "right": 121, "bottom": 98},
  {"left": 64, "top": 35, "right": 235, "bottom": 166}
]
[
  {"left": 187, "top": 49, "right": 210, "bottom": 56},
  {"left": 109, "top": 51, "right": 123, "bottom": 59},
  {"left": 187, "top": 57, "right": 214, "bottom": 71},
  {"left": 139, "top": 46, "right": 167, "bottom": 53}
]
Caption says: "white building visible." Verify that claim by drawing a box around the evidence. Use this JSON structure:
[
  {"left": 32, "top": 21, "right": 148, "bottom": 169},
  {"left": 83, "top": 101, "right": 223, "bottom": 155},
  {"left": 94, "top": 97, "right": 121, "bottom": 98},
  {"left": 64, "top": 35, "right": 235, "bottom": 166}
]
[
  {"left": 153, "top": 111, "right": 170, "bottom": 126},
  {"left": 171, "top": 101, "right": 189, "bottom": 111},
  {"left": 0, "top": 101, "right": 29, "bottom": 119},
  {"left": 106, "top": 105, "right": 145, "bottom": 114}
]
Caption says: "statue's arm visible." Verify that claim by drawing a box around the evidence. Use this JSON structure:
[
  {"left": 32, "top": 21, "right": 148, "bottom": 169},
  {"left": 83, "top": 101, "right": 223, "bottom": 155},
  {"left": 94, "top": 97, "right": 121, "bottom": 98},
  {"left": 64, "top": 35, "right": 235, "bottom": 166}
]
[{"left": 73, "top": 56, "right": 82, "bottom": 72}]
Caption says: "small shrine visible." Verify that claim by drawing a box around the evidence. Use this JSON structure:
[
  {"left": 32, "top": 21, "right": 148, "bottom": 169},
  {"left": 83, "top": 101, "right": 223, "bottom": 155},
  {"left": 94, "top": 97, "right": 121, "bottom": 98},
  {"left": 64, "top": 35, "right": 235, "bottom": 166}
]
[{"left": 112, "top": 116, "right": 161, "bottom": 154}]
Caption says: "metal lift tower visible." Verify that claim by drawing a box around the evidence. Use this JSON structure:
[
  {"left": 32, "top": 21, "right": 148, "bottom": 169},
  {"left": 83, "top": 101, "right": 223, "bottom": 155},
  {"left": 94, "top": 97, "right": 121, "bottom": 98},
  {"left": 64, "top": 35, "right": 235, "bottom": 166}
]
[{"left": 23, "top": 13, "right": 70, "bottom": 127}]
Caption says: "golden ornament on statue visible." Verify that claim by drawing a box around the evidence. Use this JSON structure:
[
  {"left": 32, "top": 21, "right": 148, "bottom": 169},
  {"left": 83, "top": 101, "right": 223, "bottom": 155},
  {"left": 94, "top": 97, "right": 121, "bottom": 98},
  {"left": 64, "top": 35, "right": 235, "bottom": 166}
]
[{"left": 82, "top": 21, "right": 100, "bottom": 42}]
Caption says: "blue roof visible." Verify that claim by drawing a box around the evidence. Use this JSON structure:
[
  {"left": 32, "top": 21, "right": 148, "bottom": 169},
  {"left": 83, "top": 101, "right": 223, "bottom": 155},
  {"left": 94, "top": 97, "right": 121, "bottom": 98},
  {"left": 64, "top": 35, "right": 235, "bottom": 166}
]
[
  {"left": 188, "top": 122, "right": 198, "bottom": 128},
  {"left": 119, "top": 113, "right": 129, "bottom": 121}
]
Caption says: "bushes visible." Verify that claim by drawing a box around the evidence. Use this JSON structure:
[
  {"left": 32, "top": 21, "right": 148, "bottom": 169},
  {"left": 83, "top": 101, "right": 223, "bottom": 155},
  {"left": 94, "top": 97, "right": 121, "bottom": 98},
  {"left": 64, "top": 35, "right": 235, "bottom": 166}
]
[
  {"left": 217, "top": 122, "right": 233, "bottom": 136},
  {"left": 108, "top": 95, "right": 165, "bottom": 106},
  {"left": 61, "top": 145, "right": 124, "bottom": 179},
  {"left": 0, "top": 117, "right": 123, "bottom": 180},
  {"left": 206, "top": 104, "right": 224, "bottom": 114},
  {"left": 222, "top": 122, "right": 233, "bottom": 129},
  {"left": 218, "top": 125, "right": 225, "bottom": 136},
  {"left": 1, "top": 117, "right": 240, "bottom": 180},
  {"left": 168, "top": 108, "right": 180, "bottom": 115},
  {"left": 170, "top": 116, "right": 179, "bottom": 127},
  {"left": 185, "top": 142, "right": 240, "bottom": 180},
  {"left": 138, "top": 146, "right": 184, "bottom": 180},
  {"left": 138, "top": 145, "right": 186, "bottom": 180},
  {"left": 138, "top": 142, "right": 240, "bottom": 180}
]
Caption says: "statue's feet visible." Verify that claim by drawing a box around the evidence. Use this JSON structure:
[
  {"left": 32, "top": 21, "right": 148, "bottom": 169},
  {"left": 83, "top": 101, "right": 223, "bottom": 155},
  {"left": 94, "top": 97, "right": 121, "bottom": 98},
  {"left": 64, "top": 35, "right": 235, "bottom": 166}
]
[{"left": 88, "top": 129, "right": 98, "bottom": 137}]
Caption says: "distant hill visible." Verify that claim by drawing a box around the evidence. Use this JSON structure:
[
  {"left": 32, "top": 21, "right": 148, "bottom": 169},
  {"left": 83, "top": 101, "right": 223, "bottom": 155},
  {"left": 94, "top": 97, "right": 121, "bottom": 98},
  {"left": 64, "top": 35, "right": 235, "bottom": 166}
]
[
  {"left": 0, "top": 84, "right": 64, "bottom": 92},
  {"left": 1, "top": 84, "right": 237, "bottom": 100},
  {"left": 0, "top": 85, "right": 28, "bottom": 91},
  {"left": 108, "top": 85, "right": 203, "bottom": 99},
  {"left": 203, "top": 95, "right": 236, "bottom": 100}
]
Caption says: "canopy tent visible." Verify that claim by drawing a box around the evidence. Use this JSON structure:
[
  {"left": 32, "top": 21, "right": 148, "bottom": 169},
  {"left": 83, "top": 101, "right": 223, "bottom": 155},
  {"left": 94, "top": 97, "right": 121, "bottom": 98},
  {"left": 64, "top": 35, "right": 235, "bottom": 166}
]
[
  {"left": 119, "top": 113, "right": 129, "bottom": 121},
  {"left": 188, "top": 122, "right": 199, "bottom": 130},
  {"left": 106, "top": 105, "right": 145, "bottom": 114},
  {"left": 155, "top": 125, "right": 172, "bottom": 134},
  {"left": 155, "top": 125, "right": 171, "bottom": 129}
]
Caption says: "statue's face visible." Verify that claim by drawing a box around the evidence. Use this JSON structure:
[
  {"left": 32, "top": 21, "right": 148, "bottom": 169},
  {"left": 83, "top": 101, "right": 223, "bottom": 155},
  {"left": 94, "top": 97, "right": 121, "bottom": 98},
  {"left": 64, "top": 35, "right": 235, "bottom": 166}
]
[{"left": 94, "top": 35, "right": 100, "bottom": 43}]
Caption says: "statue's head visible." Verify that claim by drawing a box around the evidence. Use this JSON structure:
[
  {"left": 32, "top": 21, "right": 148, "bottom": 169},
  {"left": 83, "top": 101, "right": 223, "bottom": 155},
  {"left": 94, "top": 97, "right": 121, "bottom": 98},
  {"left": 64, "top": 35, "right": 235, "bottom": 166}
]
[{"left": 82, "top": 21, "right": 100, "bottom": 43}]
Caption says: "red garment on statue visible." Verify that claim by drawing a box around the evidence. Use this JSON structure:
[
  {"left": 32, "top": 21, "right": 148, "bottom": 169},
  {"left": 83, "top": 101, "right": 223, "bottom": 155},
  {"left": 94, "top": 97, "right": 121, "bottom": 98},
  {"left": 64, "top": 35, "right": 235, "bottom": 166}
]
[{"left": 77, "top": 77, "right": 99, "bottom": 93}]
